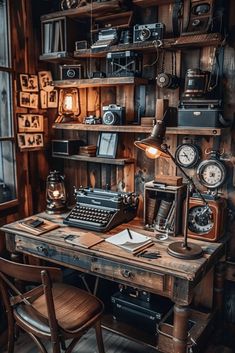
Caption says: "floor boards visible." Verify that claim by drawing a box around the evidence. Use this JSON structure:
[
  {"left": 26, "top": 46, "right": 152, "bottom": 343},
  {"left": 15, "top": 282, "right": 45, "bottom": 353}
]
[{"left": 1, "top": 328, "right": 157, "bottom": 353}]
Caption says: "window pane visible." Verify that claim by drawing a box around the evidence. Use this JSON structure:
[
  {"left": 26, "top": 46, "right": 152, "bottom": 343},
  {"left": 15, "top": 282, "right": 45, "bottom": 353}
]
[
  {"left": 0, "top": 141, "right": 16, "bottom": 204},
  {"left": 0, "top": 71, "right": 12, "bottom": 137},
  {"left": 0, "top": 0, "right": 9, "bottom": 67}
]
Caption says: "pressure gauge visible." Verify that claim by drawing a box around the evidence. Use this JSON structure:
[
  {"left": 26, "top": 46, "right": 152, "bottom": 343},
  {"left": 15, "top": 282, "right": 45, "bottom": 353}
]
[
  {"left": 175, "top": 143, "right": 201, "bottom": 168},
  {"left": 197, "top": 158, "right": 227, "bottom": 189}
]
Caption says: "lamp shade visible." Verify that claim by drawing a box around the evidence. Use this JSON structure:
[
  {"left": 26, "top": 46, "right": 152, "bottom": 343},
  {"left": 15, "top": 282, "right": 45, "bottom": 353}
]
[{"left": 134, "top": 121, "right": 170, "bottom": 159}]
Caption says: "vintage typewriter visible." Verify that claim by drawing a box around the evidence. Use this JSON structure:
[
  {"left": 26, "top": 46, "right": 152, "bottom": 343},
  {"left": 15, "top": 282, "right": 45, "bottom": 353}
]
[{"left": 63, "top": 187, "right": 139, "bottom": 232}]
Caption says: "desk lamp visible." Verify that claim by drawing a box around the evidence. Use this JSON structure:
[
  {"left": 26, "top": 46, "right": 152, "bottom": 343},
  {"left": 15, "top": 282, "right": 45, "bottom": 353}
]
[{"left": 134, "top": 114, "right": 210, "bottom": 259}]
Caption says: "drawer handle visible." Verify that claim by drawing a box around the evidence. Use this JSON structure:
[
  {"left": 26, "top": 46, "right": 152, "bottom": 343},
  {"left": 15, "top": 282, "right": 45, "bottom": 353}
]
[
  {"left": 121, "top": 269, "right": 134, "bottom": 279},
  {"left": 36, "top": 246, "right": 49, "bottom": 256}
]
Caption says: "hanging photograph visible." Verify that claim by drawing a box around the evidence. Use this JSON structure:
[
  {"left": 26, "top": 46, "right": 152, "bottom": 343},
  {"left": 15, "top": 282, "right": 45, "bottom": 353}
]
[
  {"left": 97, "top": 132, "right": 118, "bottom": 158},
  {"left": 19, "top": 74, "right": 39, "bottom": 92},
  {"left": 38, "top": 71, "right": 54, "bottom": 92},
  {"left": 19, "top": 92, "right": 39, "bottom": 109},
  {"left": 40, "top": 90, "right": 48, "bottom": 109},
  {"left": 47, "top": 89, "right": 58, "bottom": 108},
  {"left": 17, "top": 133, "right": 44, "bottom": 149},
  {"left": 18, "top": 114, "right": 44, "bottom": 132}
]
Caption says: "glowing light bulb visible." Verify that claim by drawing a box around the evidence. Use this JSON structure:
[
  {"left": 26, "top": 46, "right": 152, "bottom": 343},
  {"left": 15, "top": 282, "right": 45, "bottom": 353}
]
[
  {"left": 145, "top": 146, "right": 162, "bottom": 159},
  {"left": 52, "top": 190, "right": 60, "bottom": 198},
  {"left": 64, "top": 94, "right": 73, "bottom": 111}
]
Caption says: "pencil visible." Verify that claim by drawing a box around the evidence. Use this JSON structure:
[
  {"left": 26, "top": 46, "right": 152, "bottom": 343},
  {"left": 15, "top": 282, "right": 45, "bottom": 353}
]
[{"left": 127, "top": 228, "right": 133, "bottom": 239}]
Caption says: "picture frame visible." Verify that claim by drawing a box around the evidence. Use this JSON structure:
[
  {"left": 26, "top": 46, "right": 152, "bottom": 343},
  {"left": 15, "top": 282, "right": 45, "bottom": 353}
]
[
  {"left": 38, "top": 71, "right": 54, "bottom": 92},
  {"left": 18, "top": 114, "right": 44, "bottom": 132},
  {"left": 19, "top": 92, "right": 39, "bottom": 109},
  {"left": 19, "top": 74, "right": 39, "bottom": 92},
  {"left": 17, "top": 133, "right": 44, "bottom": 149},
  {"left": 47, "top": 89, "right": 58, "bottom": 108},
  {"left": 96, "top": 132, "right": 118, "bottom": 158},
  {"left": 40, "top": 90, "right": 48, "bottom": 109}
]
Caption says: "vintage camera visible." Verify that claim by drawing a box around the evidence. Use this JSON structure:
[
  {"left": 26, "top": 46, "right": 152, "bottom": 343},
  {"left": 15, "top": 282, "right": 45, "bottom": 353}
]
[
  {"left": 184, "top": 68, "right": 214, "bottom": 97},
  {"left": 102, "top": 104, "right": 125, "bottom": 125},
  {"left": 60, "top": 65, "right": 83, "bottom": 80},
  {"left": 182, "top": 0, "right": 215, "bottom": 35},
  {"left": 156, "top": 73, "right": 180, "bottom": 90},
  {"left": 133, "top": 23, "right": 165, "bottom": 43},
  {"left": 84, "top": 116, "right": 102, "bottom": 125}
]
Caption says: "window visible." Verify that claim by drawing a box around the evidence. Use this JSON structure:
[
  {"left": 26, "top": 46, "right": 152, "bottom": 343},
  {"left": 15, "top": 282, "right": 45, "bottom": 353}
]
[{"left": 0, "top": 0, "right": 17, "bottom": 207}]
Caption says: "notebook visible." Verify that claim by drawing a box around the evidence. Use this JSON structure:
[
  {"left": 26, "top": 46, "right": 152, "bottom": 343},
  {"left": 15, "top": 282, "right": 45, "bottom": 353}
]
[
  {"left": 17, "top": 217, "right": 59, "bottom": 235},
  {"left": 105, "top": 229, "right": 153, "bottom": 253},
  {"left": 64, "top": 232, "right": 104, "bottom": 248}
]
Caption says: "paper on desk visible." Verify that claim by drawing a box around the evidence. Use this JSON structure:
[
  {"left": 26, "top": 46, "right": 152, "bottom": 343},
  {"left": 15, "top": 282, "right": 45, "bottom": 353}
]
[{"left": 105, "top": 229, "right": 152, "bottom": 252}]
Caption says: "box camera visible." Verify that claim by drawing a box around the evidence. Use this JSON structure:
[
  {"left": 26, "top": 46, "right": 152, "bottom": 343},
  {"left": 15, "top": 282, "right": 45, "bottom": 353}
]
[
  {"left": 102, "top": 104, "right": 125, "bottom": 125},
  {"left": 60, "top": 65, "right": 83, "bottom": 80},
  {"left": 133, "top": 23, "right": 165, "bottom": 43}
]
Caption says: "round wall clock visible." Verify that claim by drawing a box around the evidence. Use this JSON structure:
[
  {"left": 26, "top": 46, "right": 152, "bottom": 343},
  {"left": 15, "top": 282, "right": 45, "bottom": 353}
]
[
  {"left": 197, "top": 158, "right": 227, "bottom": 189},
  {"left": 175, "top": 143, "right": 201, "bottom": 168}
]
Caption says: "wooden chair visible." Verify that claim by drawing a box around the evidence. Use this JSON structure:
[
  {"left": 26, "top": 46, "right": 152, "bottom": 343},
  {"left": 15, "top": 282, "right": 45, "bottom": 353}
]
[{"left": 0, "top": 257, "right": 105, "bottom": 353}]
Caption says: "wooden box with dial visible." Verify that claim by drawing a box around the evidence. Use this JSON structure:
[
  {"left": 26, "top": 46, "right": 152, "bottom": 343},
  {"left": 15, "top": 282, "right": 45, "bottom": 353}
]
[{"left": 187, "top": 196, "right": 227, "bottom": 242}]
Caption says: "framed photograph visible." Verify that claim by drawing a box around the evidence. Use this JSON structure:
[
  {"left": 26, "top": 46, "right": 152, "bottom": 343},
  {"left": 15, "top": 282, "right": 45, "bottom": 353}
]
[
  {"left": 97, "top": 132, "right": 118, "bottom": 158},
  {"left": 38, "top": 71, "right": 54, "bottom": 92},
  {"left": 19, "top": 92, "right": 39, "bottom": 109},
  {"left": 47, "top": 89, "right": 58, "bottom": 108},
  {"left": 18, "top": 114, "right": 44, "bottom": 132},
  {"left": 17, "top": 133, "right": 44, "bottom": 149},
  {"left": 40, "top": 90, "right": 48, "bottom": 109},
  {"left": 19, "top": 74, "right": 39, "bottom": 92}
]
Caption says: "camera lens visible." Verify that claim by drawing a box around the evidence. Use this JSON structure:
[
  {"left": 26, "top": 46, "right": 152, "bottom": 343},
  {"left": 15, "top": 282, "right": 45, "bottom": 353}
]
[
  {"left": 102, "top": 111, "right": 117, "bottom": 125},
  {"left": 139, "top": 28, "right": 151, "bottom": 41},
  {"left": 67, "top": 69, "right": 76, "bottom": 78}
]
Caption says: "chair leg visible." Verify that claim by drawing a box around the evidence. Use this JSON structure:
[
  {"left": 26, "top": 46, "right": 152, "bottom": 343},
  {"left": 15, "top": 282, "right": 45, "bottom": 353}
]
[
  {"left": 7, "top": 314, "right": 15, "bottom": 353},
  {"left": 95, "top": 321, "right": 105, "bottom": 353},
  {"left": 27, "top": 332, "right": 48, "bottom": 353}
]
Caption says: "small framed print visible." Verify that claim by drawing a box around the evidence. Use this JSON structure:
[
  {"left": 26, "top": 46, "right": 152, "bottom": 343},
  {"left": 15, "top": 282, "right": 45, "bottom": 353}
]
[
  {"left": 38, "top": 71, "right": 54, "bottom": 92},
  {"left": 17, "top": 133, "right": 44, "bottom": 149},
  {"left": 47, "top": 89, "right": 58, "bottom": 108},
  {"left": 97, "top": 132, "right": 118, "bottom": 158},
  {"left": 18, "top": 114, "right": 44, "bottom": 132},
  {"left": 19, "top": 92, "right": 39, "bottom": 109},
  {"left": 19, "top": 74, "right": 39, "bottom": 92}
]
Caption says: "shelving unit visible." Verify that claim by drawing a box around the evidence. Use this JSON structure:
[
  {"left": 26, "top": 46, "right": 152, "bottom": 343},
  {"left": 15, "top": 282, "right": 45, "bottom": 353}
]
[
  {"left": 53, "top": 77, "right": 148, "bottom": 88},
  {"left": 52, "top": 153, "right": 135, "bottom": 165}
]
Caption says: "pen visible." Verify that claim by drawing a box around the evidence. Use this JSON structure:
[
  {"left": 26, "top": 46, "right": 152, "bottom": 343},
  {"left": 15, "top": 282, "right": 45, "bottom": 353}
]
[{"left": 127, "top": 228, "right": 133, "bottom": 239}]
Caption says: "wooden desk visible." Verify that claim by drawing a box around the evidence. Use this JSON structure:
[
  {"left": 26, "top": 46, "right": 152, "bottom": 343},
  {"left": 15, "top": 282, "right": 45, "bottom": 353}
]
[{"left": 1, "top": 213, "right": 225, "bottom": 353}]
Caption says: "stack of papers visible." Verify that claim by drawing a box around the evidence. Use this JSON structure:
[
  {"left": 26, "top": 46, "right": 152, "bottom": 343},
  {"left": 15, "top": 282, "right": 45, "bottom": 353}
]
[{"left": 105, "top": 229, "right": 152, "bottom": 253}]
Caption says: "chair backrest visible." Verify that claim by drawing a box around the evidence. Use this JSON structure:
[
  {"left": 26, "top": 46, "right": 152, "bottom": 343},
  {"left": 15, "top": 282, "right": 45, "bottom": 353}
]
[{"left": 0, "top": 256, "right": 63, "bottom": 343}]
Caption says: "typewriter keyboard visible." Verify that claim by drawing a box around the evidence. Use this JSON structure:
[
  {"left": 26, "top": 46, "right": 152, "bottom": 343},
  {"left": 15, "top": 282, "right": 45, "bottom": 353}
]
[{"left": 65, "top": 205, "right": 115, "bottom": 229}]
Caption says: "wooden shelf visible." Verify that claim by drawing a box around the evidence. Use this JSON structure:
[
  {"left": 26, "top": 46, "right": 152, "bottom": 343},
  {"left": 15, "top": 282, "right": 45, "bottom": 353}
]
[
  {"left": 52, "top": 123, "right": 227, "bottom": 136},
  {"left": 52, "top": 153, "right": 135, "bottom": 165},
  {"left": 39, "top": 52, "right": 77, "bottom": 63},
  {"left": 41, "top": 1, "right": 129, "bottom": 21},
  {"left": 53, "top": 77, "right": 148, "bottom": 88},
  {"left": 74, "top": 33, "right": 224, "bottom": 59},
  {"left": 132, "top": 0, "right": 173, "bottom": 6}
]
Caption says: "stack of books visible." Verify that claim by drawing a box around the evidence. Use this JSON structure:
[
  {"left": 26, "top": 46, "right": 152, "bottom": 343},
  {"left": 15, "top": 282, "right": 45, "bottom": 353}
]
[{"left": 79, "top": 145, "right": 97, "bottom": 157}]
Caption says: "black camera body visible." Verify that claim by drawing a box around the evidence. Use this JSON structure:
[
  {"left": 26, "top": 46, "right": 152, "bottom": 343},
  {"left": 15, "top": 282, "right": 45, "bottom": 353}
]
[
  {"left": 133, "top": 23, "right": 164, "bottom": 43},
  {"left": 102, "top": 104, "right": 125, "bottom": 125},
  {"left": 60, "top": 65, "right": 83, "bottom": 80}
]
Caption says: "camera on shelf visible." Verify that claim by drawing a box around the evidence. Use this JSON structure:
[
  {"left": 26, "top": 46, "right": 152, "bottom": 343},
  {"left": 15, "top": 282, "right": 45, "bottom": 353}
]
[
  {"left": 133, "top": 23, "right": 165, "bottom": 43},
  {"left": 84, "top": 115, "right": 102, "bottom": 125},
  {"left": 102, "top": 104, "right": 125, "bottom": 125},
  {"left": 60, "top": 65, "right": 83, "bottom": 80}
]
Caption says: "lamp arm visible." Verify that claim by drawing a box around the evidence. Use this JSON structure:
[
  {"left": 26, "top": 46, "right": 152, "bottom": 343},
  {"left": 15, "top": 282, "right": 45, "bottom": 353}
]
[{"left": 162, "top": 144, "right": 209, "bottom": 207}]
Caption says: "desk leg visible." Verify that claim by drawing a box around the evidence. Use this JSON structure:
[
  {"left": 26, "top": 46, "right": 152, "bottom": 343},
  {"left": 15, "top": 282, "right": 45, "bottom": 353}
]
[
  {"left": 214, "top": 262, "right": 225, "bottom": 316},
  {"left": 173, "top": 304, "right": 190, "bottom": 353}
]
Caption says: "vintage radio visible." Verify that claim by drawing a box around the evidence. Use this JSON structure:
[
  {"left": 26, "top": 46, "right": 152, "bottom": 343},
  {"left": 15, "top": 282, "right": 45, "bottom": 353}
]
[
  {"left": 187, "top": 195, "right": 227, "bottom": 242},
  {"left": 106, "top": 51, "right": 142, "bottom": 77},
  {"left": 102, "top": 104, "right": 125, "bottom": 125},
  {"left": 133, "top": 23, "right": 165, "bottom": 43},
  {"left": 182, "top": 0, "right": 215, "bottom": 35},
  {"left": 52, "top": 139, "right": 84, "bottom": 156},
  {"left": 178, "top": 100, "right": 229, "bottom": 128},
  {"left": 60, "top": 64, "right": 83, "bottom": 80}
]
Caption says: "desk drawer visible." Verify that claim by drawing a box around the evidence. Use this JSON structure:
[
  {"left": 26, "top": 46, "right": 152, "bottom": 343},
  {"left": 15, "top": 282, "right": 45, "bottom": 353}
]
[
  {"left": 15, "top": 236, "right": 91, "bottom": 271},
  {"left": 91, "top": 257, "right": 166, "bottom": 292}
]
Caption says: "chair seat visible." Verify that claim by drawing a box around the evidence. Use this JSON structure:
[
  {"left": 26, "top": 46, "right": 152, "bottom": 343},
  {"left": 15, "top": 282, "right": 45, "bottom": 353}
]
[{"left": 15, "top": 283, "right": 103, "bottom": 332}]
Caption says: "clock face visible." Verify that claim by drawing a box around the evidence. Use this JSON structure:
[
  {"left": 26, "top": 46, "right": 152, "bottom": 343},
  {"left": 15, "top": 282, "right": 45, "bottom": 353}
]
[
  {"left": 197, "top": 159, "right": 226, "bottom": 189},
  {"left": 175, "top": 144, "right": 200, "bottom": 168},
  {"left": 188, "top": 205, "right": 214, "bottom": 234}
]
